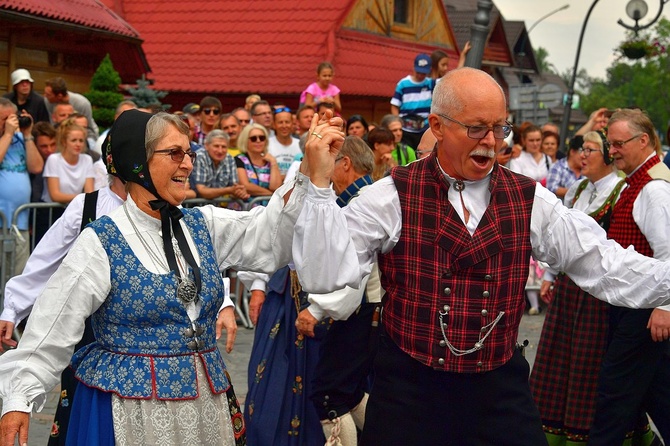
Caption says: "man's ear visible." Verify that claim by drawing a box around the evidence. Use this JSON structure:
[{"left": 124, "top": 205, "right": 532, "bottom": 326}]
[
  {"left": 341, "top": 155, "right": 351, "bottom": 171},
  {"left": 428, "top": 115, "right": 443, "bottom": 142}
]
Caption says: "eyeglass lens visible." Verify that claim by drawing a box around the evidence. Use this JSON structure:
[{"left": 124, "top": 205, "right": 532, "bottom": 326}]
[
  {"left": 168, "top": 149, "right": 196, "bottom": 162},
  {"left": 249, "top": 135, "right": 267, "bottom": 143},
  {"left": 203, "top": 108, "right": 220, "bottom": 115}
]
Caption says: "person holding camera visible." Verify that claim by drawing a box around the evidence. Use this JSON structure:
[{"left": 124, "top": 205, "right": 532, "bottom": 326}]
[
  {"left": 0, "top": 98, "right": 44, "bottom": 277},
  {"left": 2, "top": 69, "right": 50, "bottom": 125}
]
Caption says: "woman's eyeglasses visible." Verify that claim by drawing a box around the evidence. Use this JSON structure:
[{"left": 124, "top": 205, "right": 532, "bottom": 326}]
[
  {"left": 202, "top": 108, "right": 221, "bottom": 115},
  {"left": 578, "top": 147, "right": 602, "bottom": 157},
  {"left": 154, "top": 148, "right": 197, "bottom": 163},
  {"left": 249, "top": 135, "right": 267, "bottom": 143}
]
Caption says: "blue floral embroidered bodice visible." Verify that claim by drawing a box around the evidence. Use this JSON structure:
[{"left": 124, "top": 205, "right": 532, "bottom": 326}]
[{"left": 71, "top": 208, "right": 230, "bottom": 400}]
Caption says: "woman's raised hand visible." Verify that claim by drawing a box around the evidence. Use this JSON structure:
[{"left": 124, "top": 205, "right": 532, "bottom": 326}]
[{"left": 302, "top": 109, "right": 345, "bottom": 188}]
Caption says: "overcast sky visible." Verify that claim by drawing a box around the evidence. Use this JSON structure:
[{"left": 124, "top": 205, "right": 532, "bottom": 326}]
[{"left": 494, "top": 0, "right": 670, "bottom": 80}]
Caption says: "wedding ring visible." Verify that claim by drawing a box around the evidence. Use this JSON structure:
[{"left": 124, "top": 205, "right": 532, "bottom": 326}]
[{"left": 312, "top": 132, "right": 323, "bottom": 139}]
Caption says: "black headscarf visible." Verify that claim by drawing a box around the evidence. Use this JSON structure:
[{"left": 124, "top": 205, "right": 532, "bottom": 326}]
[{"left": 104, "top": 110, "right": 201, "bottom": 294}]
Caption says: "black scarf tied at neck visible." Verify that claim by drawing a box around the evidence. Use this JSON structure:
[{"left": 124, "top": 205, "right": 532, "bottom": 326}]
[{"left": 106, "top": 109, "right": 201, "bottom": 294}]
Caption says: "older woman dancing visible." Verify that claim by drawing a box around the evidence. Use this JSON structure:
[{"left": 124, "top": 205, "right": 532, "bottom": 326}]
[{"left": 0, "top": 109, "right": 344, "bottom": 446}]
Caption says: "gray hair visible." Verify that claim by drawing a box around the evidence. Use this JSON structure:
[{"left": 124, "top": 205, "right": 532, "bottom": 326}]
[
  {"left": 583, "top": 131, "right": 604, "bottom": 150},
  {"left": 339, "top": 136, "right": 374, "bottom": 175},
  {"left": 0, "top": 98, "right": 17, "bottom": 112},
  {"left": 205, "top": 129, "right": 230, "bottom": 145},
  {"left": 609, "top": 108, "right": 661, "bottom": 154},
  {"left": 145, "top": 112, "right": 190, "bottom": 158},
  {"left": 380, "top": 114, "right": 403, "bottom": 129}
]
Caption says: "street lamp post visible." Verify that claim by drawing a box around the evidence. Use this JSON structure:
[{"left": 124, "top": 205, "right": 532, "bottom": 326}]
[
  {"left": 464, "top": 0, "right": 493, "bottom": 69},
  {"left": 517, "top": 4, "right": 569, "bottom": 60},
  {"left": 558, "top": 0, "right": 600, "bottom": 152},
  {"left": 559, "top": 0, "right": 668, "bottom": 151}
]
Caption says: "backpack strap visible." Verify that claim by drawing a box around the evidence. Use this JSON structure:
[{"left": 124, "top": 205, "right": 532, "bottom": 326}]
[{"left": 80, "top": 190, "right": 100, "bottom": 232}]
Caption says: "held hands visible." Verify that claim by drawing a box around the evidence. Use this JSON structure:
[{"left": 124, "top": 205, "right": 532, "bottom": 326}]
[
  {"left": 231, "top": 183, "right": 250, "bottom": 200},
  {"left": 0, "top": 320, "right": 17, "bottom": 352},
  {"left": 539, "top": 280, "right": 555, "bottom": 305},
  {"left": 215, "top": 306, "right": 237, "bottom": 353},
  {"left": 303, "top": 109, "right": 345, "bottom": 187},
  {"left": 248, "top": 290, "right": 266, "bottom": 326},
  {"left": 0, "top": 411, "right": 30, "bottom": 446},
  {"left": 295, "top": 308, "right": 318, "bottom": 338}
]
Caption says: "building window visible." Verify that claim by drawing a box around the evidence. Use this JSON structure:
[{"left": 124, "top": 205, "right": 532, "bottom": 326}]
[{"left": 394, "top": 0, "right": 409, "bottom": 24}]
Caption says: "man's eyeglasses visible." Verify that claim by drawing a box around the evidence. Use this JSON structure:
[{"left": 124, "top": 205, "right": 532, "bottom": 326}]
[
  {"left": 607, "top": 134, "right": 643, "bottom": 149},
  {"left": 154, "top": 148, "right": 197, "bottom": 163},
  {"left": 249, "top": 135, "right": 267, "bottom": 143},
  {"left": 436, "top": 113, "right": 512, "bottom": 140},
  {"left": 202, "top": 108, "right": 221, "bottom": 115},
  {"left": 578, "top": 146, "right": 602, "bottom": 157},
  {"left": 274, "top": 106, "right": 292, "bottom": 114}
]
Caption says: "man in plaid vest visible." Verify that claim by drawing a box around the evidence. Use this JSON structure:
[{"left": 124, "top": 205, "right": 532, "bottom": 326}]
[
  {"left": 294, "top": 68, "right": 670, "bottom": 445},
  {"left": 588, "top": 109, "right": 670, "bottom": 444}
]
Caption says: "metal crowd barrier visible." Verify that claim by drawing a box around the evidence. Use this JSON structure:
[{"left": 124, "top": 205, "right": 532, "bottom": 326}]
[{"left": 0, "top": 210, "right": 12, "bottom": 309}]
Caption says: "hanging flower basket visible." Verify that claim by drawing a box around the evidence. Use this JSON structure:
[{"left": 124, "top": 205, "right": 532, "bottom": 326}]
[{"left": 619, "top": 40, "right": 652, "bottom": 60}]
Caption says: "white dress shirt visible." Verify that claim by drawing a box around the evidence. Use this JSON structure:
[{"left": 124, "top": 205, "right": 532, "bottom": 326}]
[
  {"left": 0, "top": 174, "right": 308, "bottom": 416},
  {"left": 293, "top": 166, "right": 670, "bottom": 312},
  {"left": 1, "top": 187, "right": 124, "bottom": 326}
]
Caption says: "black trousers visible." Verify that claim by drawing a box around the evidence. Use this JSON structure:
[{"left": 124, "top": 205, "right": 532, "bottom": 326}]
[
  {"left": 311, "top": 303, "right": 379, "bottom": 420},
  {"left": 588, "top": 307, "right": 670, "bottom": 445},
  {"left": 360, "top": 332, "right": 548, "bottom": 446}
]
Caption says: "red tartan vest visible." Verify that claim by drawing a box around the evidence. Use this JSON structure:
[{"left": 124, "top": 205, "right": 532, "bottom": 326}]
[
  {"left": 379, "top": 156, "right": 536, "bottom": 373},
  {"left": 607, "top": 155, "right": 660, "bottom": 256}
]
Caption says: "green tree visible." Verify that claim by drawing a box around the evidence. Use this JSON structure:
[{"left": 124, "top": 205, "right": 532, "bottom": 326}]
[
  {"left": 84, "top": 54, "right": 124, "bottom": 129},
  {"left": 581, "top": 18, "right": 670, "bottom": 136},
  {"left": 533, "top": 46, "right": 556, "bottom": 74},
  {"left": 124, "top": 78, "right": 169, "bottom": 111}
]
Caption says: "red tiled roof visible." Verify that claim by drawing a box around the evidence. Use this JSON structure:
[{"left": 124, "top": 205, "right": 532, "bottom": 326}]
[
  {"left": 121, "top": 0, "right": 353, "bottom": 93},
  {"left": 335, "top": 30, "right": 458, "bottom": 97},
  {"left": 0, "top": 0, "right": 140, "bottom": 39},
  {"left": 119, "top": 0, "right": 458, "bottom": 97}
]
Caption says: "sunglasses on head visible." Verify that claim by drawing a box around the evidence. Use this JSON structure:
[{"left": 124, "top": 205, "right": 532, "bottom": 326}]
[
  {"left": 273, "top": 106, "right": 292, "bottom": 114},
  {"left": 249, "top": 135, "right": 267, "bottom": 143},
  {"left": 154, "top": 148, "right": 197, "bottom": 163},
  {"left": 202, "top": 108, "right": 221, "bottom": 115}
]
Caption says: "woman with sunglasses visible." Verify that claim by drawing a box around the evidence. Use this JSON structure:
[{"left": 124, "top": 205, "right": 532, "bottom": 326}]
[
  {"left": 530, "top": 130, "right": 637, "bottom": 446},
  {"left": 235, "top": 123, "right": 281, "bottom": 199},
  {"left": 0, "top": 109, "right": 340, "bottom": 445}
]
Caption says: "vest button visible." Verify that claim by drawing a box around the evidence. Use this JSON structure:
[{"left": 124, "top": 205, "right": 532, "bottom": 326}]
[
  {"left": 438, "top": 358, "right": 445, "bottom": 365},
  {"left": 443, "top": 304, "right": 450, "bottom": 312},
  {"left": 477, "top": 361, "right": 483, "bottom": 367},
  {"left": 443, "top": 287, "right": 451, "bottom": 296},
  {"left": 484, "top": 274, "right": 493, "bottom": 281},
  {"left": 439, "top": 340, "right": 446, "bottom": 347},
  {"left": 482, "top": 291, "right": 490, "bottom": 298},
  {"left": 481, "top": 309, "right": 488, "bottom": 317}
]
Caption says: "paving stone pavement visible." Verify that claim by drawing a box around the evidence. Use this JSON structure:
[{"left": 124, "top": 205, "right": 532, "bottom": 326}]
[{"left": 7, "top": 314, "right": 546, "bottom": 445}]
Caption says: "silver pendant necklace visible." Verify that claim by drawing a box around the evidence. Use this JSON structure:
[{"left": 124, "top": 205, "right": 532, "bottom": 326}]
[{"left": 124, "top": 203, "right": 198, "bottom": 305}]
